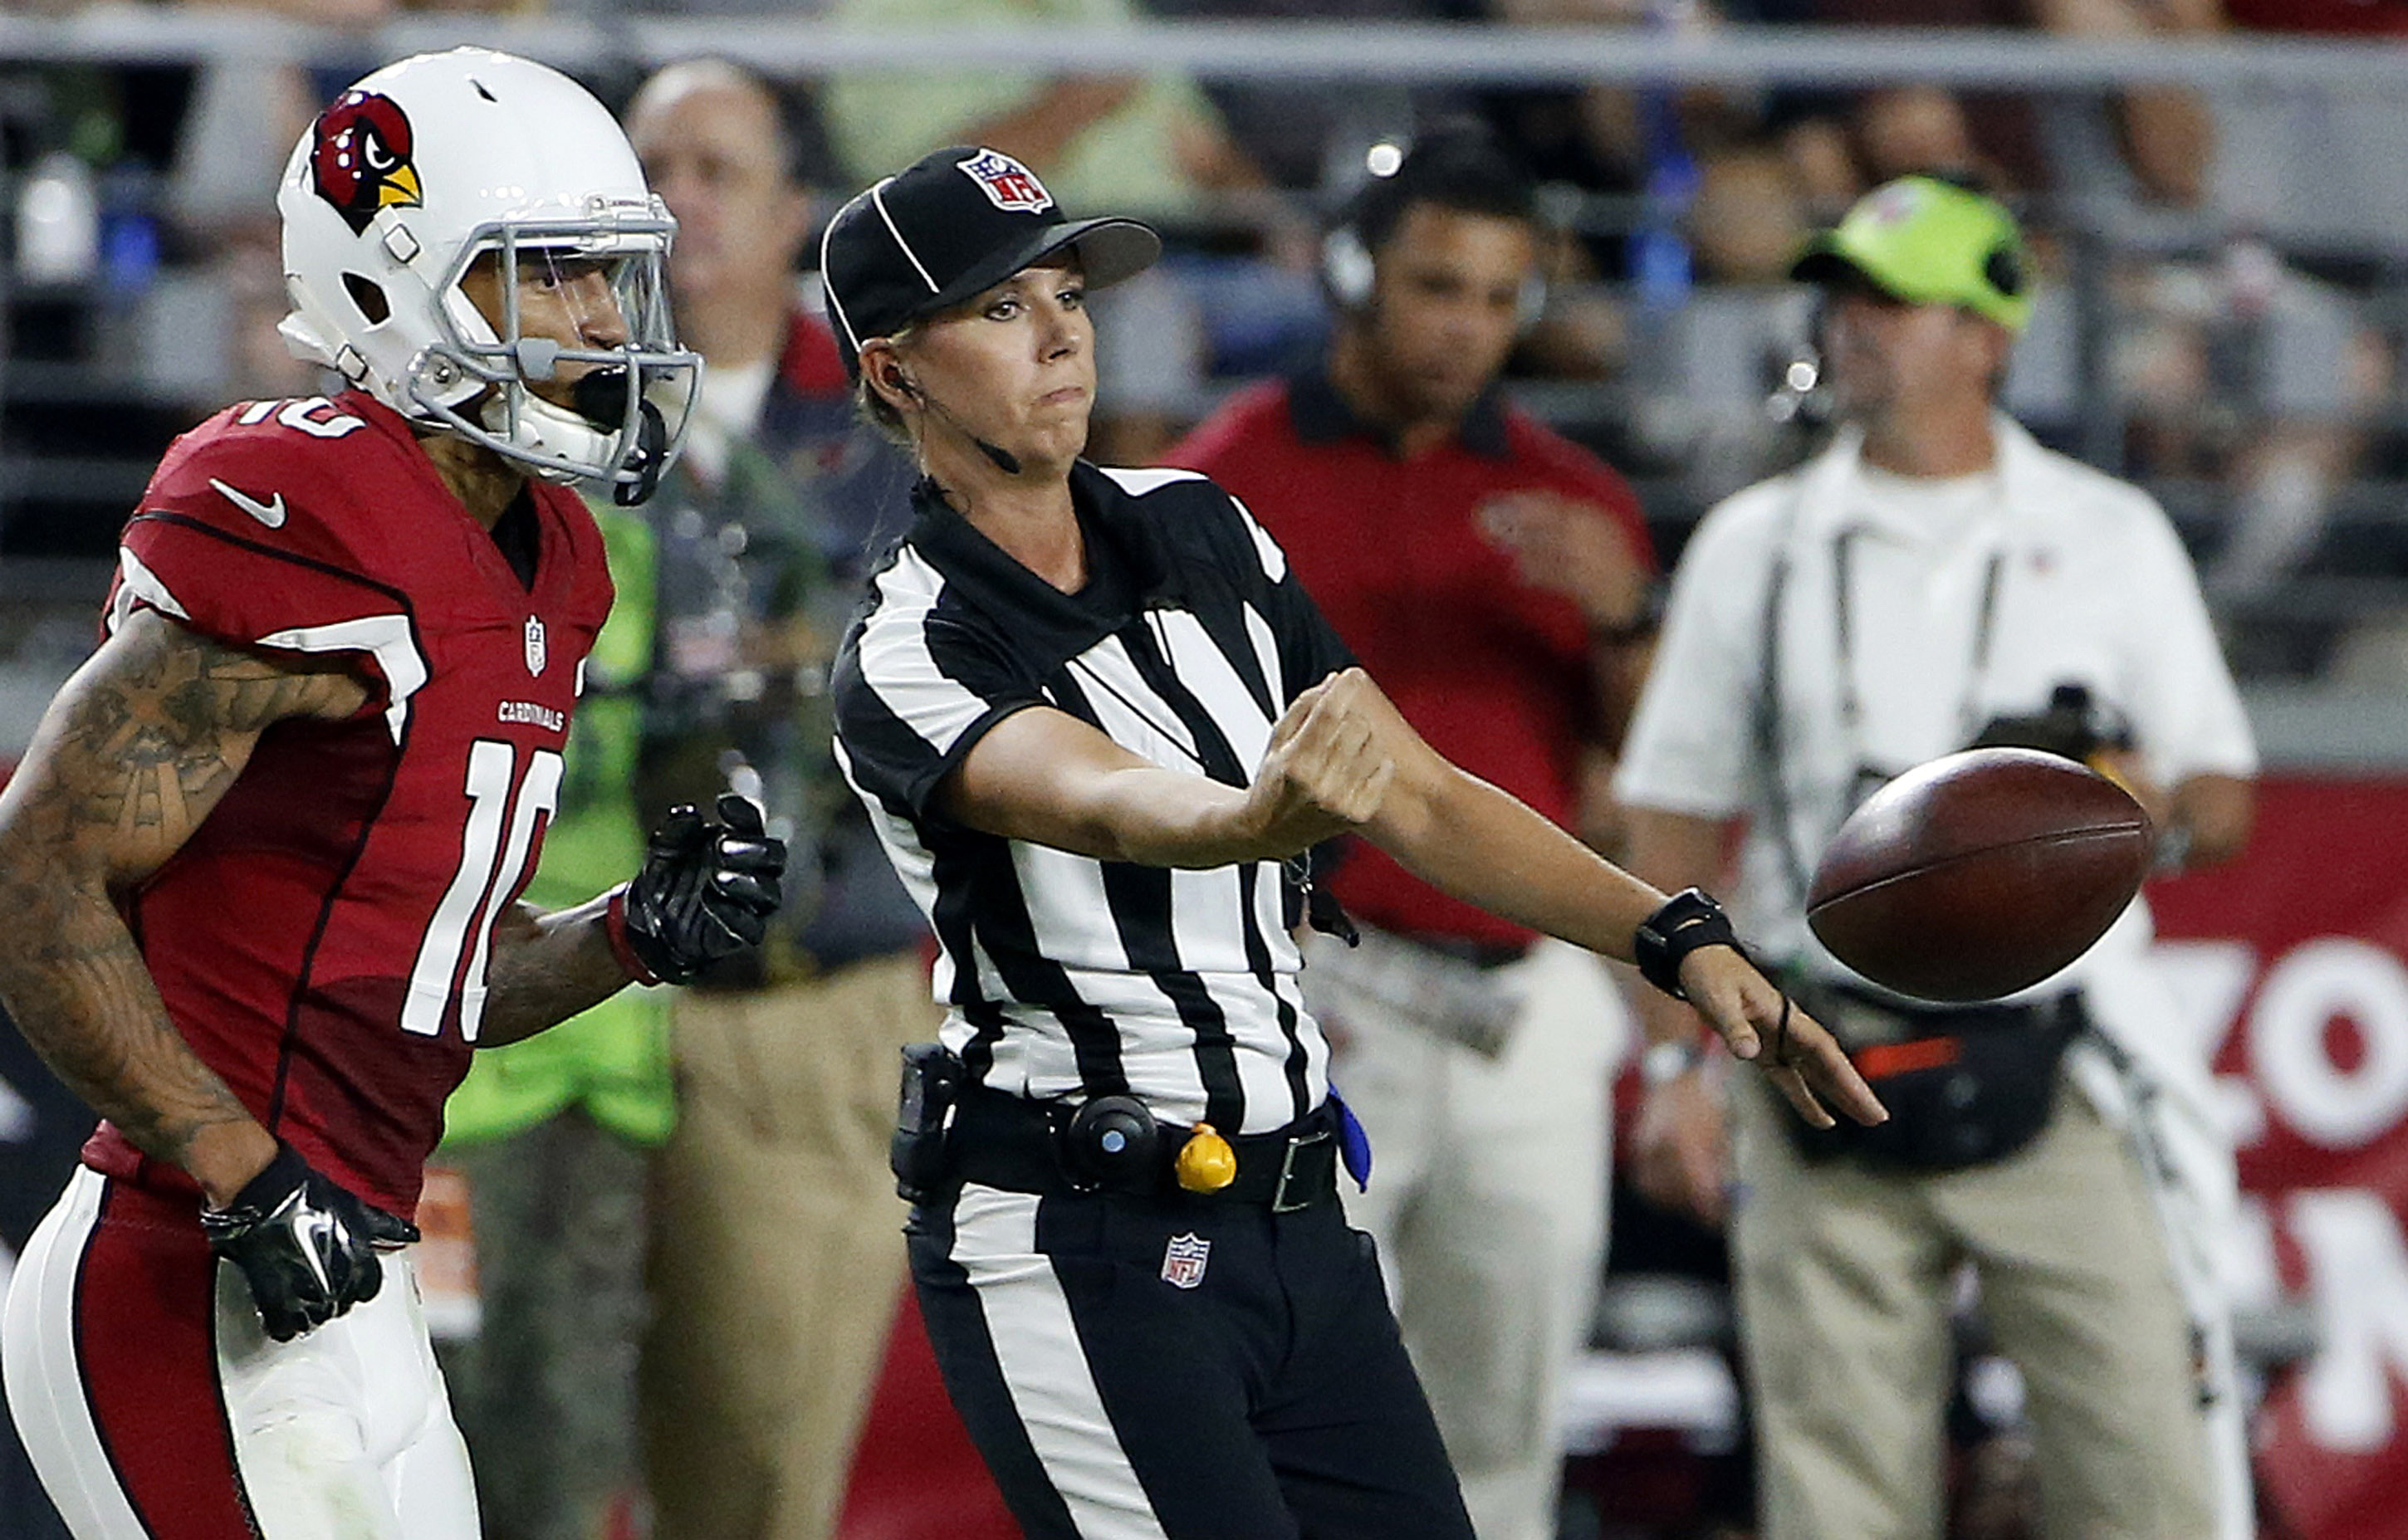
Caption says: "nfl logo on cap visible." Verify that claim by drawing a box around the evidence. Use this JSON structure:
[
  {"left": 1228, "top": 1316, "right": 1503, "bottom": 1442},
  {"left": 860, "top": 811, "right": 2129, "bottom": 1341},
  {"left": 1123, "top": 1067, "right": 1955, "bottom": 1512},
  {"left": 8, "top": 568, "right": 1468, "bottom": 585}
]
[
  {"left": 1160, "top": 1233, "right": 1210, "bottom": 1289},
  {"left": 957, "top": 149, "right": 1053, "bottom": 214},
  {"left": 524, "top": 615, "right": 547, "bottom": 677}
]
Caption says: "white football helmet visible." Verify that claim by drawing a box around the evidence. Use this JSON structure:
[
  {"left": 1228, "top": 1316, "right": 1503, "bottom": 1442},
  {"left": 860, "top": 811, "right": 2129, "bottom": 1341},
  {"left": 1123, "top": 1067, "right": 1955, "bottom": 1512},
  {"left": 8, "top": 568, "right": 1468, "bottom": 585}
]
[{"left": 277, "top": 48, "right": 698, "bottom": 504}]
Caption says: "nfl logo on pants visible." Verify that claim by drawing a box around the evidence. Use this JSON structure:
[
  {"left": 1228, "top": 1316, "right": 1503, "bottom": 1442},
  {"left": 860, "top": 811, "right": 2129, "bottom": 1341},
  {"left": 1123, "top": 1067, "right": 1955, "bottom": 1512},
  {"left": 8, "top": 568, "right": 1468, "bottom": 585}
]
[{"left": 1160, "top": 1234, "right": 1210, "bottom": 1290}]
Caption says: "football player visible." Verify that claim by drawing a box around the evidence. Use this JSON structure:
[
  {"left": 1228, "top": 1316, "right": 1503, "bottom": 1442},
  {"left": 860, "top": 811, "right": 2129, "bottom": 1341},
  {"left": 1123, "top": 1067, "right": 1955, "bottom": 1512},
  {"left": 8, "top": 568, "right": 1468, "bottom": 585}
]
[{"left": 0, "top": 49, "right": 781, "bottom": 1540}]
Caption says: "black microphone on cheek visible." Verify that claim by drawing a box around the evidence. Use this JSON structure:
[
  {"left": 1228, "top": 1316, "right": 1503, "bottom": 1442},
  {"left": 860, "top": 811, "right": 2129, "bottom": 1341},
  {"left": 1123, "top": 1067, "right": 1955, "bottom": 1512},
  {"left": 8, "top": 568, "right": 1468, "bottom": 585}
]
[{"left": 893, "top": 369, "right": 1023, "bottom": 476}]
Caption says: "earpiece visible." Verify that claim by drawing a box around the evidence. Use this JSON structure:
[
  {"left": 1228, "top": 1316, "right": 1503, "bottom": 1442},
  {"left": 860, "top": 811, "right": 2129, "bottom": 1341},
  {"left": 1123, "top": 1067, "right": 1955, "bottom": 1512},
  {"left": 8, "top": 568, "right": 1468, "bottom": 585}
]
[
  {"left": 1517, "top": 268, "right": 1548, "bottom": 332},
  {"left": 1767, "top": 296, "right": 1833, "bottom": 427},
  {"left": 1321, "top": 223, "right": 1377, "bottom": 313}
]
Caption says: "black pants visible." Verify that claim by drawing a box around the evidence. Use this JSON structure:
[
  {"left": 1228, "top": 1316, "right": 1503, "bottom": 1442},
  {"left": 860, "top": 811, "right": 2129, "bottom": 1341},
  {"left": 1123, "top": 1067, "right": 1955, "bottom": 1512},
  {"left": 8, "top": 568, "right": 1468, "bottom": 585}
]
[{"left": 910, "top": 1180, "right": 1476, "bottom": 1540}]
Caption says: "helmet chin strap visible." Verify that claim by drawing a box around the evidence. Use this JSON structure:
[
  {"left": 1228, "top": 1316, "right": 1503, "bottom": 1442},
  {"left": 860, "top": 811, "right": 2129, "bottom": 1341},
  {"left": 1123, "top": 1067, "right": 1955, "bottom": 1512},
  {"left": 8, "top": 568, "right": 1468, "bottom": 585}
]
[{"left": 482, "top": 391, "right": 601, "bottom": 482}]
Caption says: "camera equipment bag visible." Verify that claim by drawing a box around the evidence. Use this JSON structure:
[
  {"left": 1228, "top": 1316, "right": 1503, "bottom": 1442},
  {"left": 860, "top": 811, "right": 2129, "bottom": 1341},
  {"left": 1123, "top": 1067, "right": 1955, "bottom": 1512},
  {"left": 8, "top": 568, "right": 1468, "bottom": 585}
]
[{"left": 1781, "top": 980, "right": 2086, "bottom": 1171}]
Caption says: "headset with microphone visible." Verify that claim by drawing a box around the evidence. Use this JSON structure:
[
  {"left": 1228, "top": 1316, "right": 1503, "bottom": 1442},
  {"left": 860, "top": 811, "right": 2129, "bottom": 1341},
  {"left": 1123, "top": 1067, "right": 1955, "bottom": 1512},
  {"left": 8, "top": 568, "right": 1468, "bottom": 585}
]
[
  {"left": 1319, "top": 128, "right": 1550, "bottom": 335},
  {"left": 1321, "top": 221, "right": 1549, "bottom": 334},
  {"left": 883, "top": 362, "right": 1024, "bottom": 476}
]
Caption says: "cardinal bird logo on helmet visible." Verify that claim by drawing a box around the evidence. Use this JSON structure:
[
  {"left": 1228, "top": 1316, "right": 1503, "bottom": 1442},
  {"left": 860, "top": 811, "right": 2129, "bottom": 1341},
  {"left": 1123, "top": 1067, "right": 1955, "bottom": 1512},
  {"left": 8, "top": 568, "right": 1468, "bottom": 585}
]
[{"left": 310, "top": 91, "right": 423, "bottom": 236}]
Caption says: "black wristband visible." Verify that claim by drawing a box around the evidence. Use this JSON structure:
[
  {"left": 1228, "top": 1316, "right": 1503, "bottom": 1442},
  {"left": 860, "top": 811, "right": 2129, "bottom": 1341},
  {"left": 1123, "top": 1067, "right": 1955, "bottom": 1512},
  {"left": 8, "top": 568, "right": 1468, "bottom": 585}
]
[
  {"left": 202, "top": 1140, "right": 307, "bottom": 1228},
  {"left": 1633, "top": 887, "right": 1738, "bottom": 1000}
]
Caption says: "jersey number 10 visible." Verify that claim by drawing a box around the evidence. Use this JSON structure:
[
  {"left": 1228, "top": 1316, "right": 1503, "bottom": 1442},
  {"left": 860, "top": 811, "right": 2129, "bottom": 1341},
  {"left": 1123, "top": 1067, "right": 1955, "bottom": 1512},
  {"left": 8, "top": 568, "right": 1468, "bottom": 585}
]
[{"left": 403, "top": 739, "right": 565, "bottom": 1043}]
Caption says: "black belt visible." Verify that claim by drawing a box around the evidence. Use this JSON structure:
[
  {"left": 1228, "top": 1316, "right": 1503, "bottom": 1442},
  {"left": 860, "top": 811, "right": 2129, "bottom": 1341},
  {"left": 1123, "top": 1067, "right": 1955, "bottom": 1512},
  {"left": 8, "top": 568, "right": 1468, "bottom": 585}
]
[{"left": 946, "top": 1087, "right": 1341, "bottom": 1212}]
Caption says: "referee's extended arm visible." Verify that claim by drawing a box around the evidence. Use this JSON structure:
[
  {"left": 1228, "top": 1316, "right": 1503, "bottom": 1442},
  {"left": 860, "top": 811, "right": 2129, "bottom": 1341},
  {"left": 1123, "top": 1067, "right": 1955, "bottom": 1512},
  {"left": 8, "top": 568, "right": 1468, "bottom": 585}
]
[
  {"left": 941, "top": 670, "right": 1392, "bottom": 867},
  {"left": 941, "top": 667, "right": 1885, "bottom": 1130}
]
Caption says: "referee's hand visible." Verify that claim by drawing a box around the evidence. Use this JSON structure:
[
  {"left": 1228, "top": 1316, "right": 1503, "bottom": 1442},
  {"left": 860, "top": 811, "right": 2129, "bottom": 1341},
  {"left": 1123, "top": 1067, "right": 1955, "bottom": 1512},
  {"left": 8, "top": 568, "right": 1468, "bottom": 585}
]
[
  {"left": 1677, "top": 946, "right": 1887, "bottom": 1131},
  {"left": 1241, "top": 671, "right": 1397, "bottom": 858}
]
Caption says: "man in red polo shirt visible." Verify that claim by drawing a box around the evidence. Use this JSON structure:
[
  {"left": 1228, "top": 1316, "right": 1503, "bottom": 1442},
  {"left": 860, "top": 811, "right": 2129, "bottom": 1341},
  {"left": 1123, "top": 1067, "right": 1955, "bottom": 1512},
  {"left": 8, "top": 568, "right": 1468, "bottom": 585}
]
[{"left": 1167, "top": 125, "right": 1655, "bottom": 1540}]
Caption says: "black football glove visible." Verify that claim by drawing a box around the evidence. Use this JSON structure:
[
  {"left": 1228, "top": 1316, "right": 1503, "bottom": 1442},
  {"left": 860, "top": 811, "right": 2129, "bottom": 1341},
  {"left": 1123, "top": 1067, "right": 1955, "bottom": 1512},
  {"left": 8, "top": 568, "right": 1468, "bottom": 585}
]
[
  {"left": 200, "top": 1142, "right": 421, "bottom": 1342},
  {"left": 613, "top": 792, "right": 786, "bottom": 985}
]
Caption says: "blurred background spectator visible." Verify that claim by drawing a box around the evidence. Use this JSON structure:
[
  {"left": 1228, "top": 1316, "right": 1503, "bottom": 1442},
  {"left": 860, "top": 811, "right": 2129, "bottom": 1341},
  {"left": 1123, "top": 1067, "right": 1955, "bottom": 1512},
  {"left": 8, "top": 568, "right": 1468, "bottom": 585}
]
[
  {"left": 817, "top": 0, "right": 1257, "bottom": 457},
  {"left": 619, "top": 57, "right": 945, "bottom": 1540},
  {"left": 1168, "top": 125, "right": 1652, "bottom": 1540}
]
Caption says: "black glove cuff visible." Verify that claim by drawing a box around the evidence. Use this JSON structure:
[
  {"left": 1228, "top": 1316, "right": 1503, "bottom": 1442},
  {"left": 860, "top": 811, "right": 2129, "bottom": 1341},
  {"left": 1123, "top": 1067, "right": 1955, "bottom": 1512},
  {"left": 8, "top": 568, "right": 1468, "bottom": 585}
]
[
  {"left": 1634, "top": 887, "right": 1739, "bottom": 1001},
  {"left": 202, "top": 1141, "right": 308, "bottom": 1233},
  {"left": 604, "top": 885, "right": 670, "bottom": 986}
]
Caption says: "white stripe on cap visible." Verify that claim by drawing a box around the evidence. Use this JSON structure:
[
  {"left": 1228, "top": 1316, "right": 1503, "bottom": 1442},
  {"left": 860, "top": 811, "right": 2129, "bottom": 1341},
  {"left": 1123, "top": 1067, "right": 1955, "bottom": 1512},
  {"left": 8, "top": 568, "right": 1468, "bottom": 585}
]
[
  {"left": 819, "top": 184, "right": 874, "bottom": 355},
  {"left": 869, "top": 178, "right": 942, "bottom": 295}
]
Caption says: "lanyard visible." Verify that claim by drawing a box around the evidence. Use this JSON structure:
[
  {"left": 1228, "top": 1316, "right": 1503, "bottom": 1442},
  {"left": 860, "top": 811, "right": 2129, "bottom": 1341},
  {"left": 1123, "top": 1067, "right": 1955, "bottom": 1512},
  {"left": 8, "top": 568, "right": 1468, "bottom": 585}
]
[
  {"left": 1830, "top": 526, "right": 2007, "bottom": 751},
  {"left": 1755, "top": 471, "right": 2011, "bottom": 909}
]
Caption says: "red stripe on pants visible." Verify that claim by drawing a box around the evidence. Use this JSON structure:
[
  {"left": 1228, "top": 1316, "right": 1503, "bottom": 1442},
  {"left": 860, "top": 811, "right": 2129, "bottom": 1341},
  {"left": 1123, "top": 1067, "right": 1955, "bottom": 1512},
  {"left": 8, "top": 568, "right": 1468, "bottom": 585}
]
[{"left": 76, "top": 1179, "right": 259, "bottom": 1539}]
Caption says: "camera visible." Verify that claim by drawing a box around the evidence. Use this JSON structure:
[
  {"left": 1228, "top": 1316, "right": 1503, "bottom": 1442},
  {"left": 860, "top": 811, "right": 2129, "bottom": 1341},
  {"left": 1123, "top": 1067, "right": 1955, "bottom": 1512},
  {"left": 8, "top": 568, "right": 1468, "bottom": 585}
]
[{"left": 1967, "top": 682, "right": 2134, "bottom": 766}]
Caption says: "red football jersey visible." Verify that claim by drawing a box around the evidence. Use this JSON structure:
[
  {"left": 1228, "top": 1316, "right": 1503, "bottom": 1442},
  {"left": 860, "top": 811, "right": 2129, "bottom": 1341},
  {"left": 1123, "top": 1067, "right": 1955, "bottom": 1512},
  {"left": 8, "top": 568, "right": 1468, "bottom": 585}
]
[
  {"left": 1167, "top": 379, "right": 1654, "bottom": 950},
  {"left": 82, "top": 390, "right": 614, "bottom": 1217}
]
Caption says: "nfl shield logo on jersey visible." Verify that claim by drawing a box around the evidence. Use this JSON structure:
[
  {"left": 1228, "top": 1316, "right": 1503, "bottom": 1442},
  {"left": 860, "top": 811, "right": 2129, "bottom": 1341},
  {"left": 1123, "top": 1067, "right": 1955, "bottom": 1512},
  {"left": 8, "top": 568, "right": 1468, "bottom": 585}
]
[
  {"left": 957, "top": 149, "right": 1054, "bottom": 215},
  {"left": 1160, "top": 1233, "right": 1211, "bottom": 1290},
  {"left": 524, "top": 615, "right": 547, "bottom": 677}
]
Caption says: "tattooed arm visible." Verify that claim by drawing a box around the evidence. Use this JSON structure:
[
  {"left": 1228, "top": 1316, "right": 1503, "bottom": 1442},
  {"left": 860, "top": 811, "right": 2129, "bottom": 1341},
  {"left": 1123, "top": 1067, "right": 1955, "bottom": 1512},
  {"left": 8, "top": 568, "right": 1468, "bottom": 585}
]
[{"left": 0, "top": 609, "right": 369, "bottom": 1205}]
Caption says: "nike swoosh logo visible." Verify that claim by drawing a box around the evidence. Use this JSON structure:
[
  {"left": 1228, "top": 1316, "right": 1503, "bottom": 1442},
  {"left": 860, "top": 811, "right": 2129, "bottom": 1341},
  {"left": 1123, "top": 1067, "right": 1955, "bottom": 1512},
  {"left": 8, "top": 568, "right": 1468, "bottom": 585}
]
[{"left": 209, "top": 477, "right": 286, "bottom": 529}]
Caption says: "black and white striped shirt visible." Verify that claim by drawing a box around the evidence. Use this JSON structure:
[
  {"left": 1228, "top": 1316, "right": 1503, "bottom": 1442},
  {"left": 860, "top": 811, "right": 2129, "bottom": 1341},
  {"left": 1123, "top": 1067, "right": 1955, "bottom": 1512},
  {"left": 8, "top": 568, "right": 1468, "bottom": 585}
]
[{"left": 832, "top": 463, "right": 1355, "bottom": 1134}]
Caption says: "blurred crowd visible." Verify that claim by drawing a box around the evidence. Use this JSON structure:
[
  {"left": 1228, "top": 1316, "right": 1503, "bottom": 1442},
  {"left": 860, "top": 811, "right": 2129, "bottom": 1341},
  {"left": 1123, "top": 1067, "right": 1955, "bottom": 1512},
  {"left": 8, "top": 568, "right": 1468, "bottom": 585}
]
[{"left": 4, "top": 0, "right": 2406, "bottom": 667}]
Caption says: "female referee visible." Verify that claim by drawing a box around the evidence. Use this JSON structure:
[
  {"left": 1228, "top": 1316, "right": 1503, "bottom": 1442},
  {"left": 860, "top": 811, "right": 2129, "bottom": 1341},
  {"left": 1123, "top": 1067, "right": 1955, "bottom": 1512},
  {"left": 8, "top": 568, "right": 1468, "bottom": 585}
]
[{"left": 822, "top": 144, "right": 1887, "bottom": 1540}]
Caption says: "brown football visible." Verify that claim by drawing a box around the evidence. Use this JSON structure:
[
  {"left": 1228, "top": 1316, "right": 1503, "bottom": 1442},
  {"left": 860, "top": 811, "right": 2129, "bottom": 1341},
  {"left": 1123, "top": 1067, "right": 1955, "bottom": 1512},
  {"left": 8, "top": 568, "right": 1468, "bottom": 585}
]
[{"left": 1805, "top": 747, "right": 2154, "bottom": 1003}]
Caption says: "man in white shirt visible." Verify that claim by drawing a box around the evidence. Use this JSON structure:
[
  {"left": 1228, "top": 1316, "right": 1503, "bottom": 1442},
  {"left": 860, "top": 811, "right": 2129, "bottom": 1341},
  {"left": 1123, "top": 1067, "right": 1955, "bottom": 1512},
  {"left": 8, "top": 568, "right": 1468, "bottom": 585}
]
[{"left": 1617, "top": 176, "right": 2259, "bottom": 1540}]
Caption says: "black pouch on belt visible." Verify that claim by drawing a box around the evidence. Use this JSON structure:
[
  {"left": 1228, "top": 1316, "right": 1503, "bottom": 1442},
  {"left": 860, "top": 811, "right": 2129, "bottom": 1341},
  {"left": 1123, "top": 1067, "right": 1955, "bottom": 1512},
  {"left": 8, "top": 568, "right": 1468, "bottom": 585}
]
[
  {"left": 1782, "top": 980, "right": 2086, "bottom": 1171},
  {"left": 891, "top": 1042, "right": 967, "bottom": 1203}
]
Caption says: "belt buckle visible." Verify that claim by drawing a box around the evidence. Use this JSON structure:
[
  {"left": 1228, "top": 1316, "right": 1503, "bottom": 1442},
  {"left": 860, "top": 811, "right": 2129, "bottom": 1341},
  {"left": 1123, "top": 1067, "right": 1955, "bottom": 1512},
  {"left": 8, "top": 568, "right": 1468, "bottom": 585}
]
[{"left": 1270, "top": 1127, "right": 1331, "bottom": 1214}]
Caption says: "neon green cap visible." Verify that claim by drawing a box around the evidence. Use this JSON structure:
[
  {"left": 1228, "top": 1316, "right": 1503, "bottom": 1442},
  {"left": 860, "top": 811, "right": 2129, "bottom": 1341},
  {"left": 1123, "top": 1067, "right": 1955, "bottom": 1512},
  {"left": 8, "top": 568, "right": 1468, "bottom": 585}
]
[{"left": 1789, "top": 175, "right": 2033, "bottom": 333}]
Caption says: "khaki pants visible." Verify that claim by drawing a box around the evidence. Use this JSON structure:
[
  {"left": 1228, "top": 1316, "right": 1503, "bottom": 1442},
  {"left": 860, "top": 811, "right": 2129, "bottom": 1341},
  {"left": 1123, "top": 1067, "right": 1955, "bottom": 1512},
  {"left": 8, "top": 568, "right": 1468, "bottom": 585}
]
[
  {"left": 443, "top": 1113, "right": 652, "bottom": 1540},
  {"left": 640, "top": 953, "right": 939, "bottom": 1540},
  {"left": 1309, "top": 935, "right": 1624, "bottom": 1540},
  {"left": 1730, "top": 1074, "right": 2217, "bottom": 1540}
]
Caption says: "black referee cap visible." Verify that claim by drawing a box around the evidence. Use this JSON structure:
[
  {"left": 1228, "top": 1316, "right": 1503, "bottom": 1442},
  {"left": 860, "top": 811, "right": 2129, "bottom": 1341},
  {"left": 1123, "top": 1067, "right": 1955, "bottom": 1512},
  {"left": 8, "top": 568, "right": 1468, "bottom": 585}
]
[{"left": 819, "top": 145, "right": 1162, "bottom": 382}]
